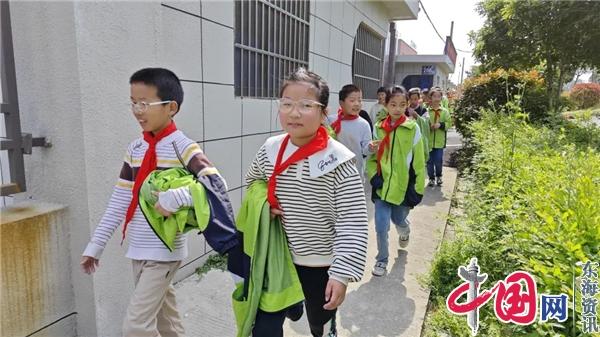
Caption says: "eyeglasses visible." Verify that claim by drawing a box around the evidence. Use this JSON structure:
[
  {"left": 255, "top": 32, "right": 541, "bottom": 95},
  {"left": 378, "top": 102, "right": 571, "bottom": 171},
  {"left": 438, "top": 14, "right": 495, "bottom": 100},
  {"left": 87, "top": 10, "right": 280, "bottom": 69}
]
[
  {"left": 278, "top": 98, "right": 324, "bottom": 114},
  {"left": 130, "top": 100, "right": 171, "bottom": 113}
]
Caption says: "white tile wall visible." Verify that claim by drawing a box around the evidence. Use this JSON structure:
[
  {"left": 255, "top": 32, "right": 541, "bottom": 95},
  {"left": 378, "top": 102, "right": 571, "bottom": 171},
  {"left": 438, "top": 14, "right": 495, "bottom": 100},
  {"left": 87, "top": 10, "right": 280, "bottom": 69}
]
[
  {"left": 241, "top": 134, "right": 271, "bottom": 181},
  {"left": 203, "top": 137, "right": 242, "bottom": 189},
  {"left": 342, "top": 2, "right": 357, "bottom": 36},
  {"left": 330, "top": 1, "right": 344, "bottom": 30},
  {"left": 183, "top": 232, "right": 207, "bottom": 269},
  {"left": 312, "top": 17, "right": 331, "bottom": 57},
  {"left": 315, "top": 0, "right": 332, "bottom": 23},
  {"left": 159, "top": 7, "right": 202, "bottom": 81},
  {"left": 241, "top": 98, "right": 271, "bottom": 135},
  {"left": 329, "top": 28, "right": 343, "bottom": 62},
  {"left": 312, "top": 54, "right": 329, "bottom": 81},
  {"left": 203, "top": 84, "right": 241, "bottom": 139},
  {"left": 228, "top": 187, "right": 242, "bottom": 219},
  {"left": 309, "top": 14, "right": 316, "bottom": 53},
  {"left": 270, "top": 100, "right": 283, "bottom": 132},
  {"left": 162, "top": 0, "right": 201, "bottom": 16},
  {"left": 341, "top": 33, "right": 354, "bottom": 65},
  {"left": 340, "top": 64, "right": 353, "bottom": 88},
  {"left": 328, "top": 60, "right": 341, "bottom": 92},
  {"left": 202, "top": 20, "right": 234, "bottom": 84},
  {"left": 176, "top": 81, "right": 204, "bottom": 142},
  {"left": 201, "top": 0, "right": 234, "bottom": 28}
]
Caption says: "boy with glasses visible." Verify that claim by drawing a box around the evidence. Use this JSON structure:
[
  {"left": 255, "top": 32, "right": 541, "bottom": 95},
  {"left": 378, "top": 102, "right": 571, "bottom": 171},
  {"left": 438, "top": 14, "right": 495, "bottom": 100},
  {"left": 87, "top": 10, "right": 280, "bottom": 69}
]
[{"left": 80, "top": 68, "right": 239, "bottom": 337}]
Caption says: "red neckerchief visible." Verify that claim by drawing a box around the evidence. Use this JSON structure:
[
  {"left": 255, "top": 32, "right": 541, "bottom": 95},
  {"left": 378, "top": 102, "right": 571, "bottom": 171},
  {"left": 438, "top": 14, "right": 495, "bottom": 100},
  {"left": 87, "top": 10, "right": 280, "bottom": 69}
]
[
  {"left": 122, "top": 121, "right": 178, "bottom": 243},
  {"left": 331, "top": 107, "right": 359, "bottom": 134},
  {"left": 267, "top": 126, "right": 329, "bottom": 210},
  {"left": 376, "top": 115, "right": 407, "bottom": 175},
  {"left": 431, "top": 106, "right": 442, "bottom": 123}
]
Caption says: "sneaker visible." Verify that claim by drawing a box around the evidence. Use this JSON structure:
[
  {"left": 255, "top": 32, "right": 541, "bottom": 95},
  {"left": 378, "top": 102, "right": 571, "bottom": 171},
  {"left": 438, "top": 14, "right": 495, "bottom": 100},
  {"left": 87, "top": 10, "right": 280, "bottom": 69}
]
[
  {"left": 372, "top": 262, "right": 387, "bottom": 276},
  {"left": 436, "top": 177, "right": 443, "bottom": 186},
  {"left": 428, "top": 178, "right": 435, "bottom": 187},
  {"left": 398, "top": 228, "right": 410, "bottom": 248}
]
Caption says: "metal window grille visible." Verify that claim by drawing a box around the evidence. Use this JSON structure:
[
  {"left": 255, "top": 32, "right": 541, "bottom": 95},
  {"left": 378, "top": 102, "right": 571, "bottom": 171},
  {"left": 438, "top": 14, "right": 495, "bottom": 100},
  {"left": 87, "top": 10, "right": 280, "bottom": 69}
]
[
  {"left": 1, "top": 1, "right": 49, "bottom": 197},
  {"left": 234, "top": 0, "right": 310, "bottom": 98},
  {"left": 352, "top": 23, "right": 384, "bottom": 99}
]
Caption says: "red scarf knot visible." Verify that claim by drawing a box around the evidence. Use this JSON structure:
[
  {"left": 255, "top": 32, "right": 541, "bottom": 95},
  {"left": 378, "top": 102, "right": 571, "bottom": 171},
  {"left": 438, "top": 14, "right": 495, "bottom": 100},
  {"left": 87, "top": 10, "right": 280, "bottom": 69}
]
[
  {"left": 267, "top": 126, "right": 329, "bottom": 210},
  {"left": 122, "top": 121, "right": 178, "bottom": 243}
]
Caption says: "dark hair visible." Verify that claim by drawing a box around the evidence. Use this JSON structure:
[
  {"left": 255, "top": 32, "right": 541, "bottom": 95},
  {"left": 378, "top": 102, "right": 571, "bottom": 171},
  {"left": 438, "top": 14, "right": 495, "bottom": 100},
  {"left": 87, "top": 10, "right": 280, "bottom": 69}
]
[
  {"left": 279, "top": 67, "right": 329, "bottom": 109},
  {"left": 130, "top": 68, "right": 184, "bottom": 112},
  {"left": 408, "top": 87, "right": 421, "bottom": 99},
  {"left": 339, "top": 84, "right": 361, "bottom": 101},
  {"left": 377, "top": 86, "right": 387, "bottom": 94},
  {"left": 429, "top": 86, "right": 443, "bottom": 98},
  {"left": 385, "top": 85, "right": 408, "bottom": 104},
  {"left": 422, "top": 88, "right": 430, "bottom": 97}
]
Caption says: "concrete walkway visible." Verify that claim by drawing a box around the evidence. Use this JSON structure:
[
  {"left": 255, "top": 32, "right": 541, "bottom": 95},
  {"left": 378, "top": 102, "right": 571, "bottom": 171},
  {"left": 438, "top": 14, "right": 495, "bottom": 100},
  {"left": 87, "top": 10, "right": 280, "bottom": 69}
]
[{"left": 176, "top": 168, "right": 458, "bottom": 337}]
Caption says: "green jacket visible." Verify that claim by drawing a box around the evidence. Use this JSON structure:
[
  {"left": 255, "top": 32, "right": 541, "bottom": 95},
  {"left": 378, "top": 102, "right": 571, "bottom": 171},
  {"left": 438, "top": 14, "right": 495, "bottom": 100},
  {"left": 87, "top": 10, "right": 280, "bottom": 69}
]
[
  {"left": 232, "top": 181, "right": 304, "bottom": 337},
  {"left": 375, "top": 107, "right": 388, "bottom": 122},
  {"left": 414, "top": 114, "right": 431, "bottom": 161},
  {"left": 138, "top": 168, "right": 210, "bottom": 251},
  {"left": 367, "top": 119, "right": 425, "bottom": 206},
  {"left": 428, "top": 106, "right": 452, "bottom": 149}
]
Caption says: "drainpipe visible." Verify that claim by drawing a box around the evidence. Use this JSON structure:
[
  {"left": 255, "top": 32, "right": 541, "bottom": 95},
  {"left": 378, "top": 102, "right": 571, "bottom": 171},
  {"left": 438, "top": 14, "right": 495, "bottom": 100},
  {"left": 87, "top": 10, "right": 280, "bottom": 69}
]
[{"left": 385, "top": 21, "right": 397, "bottom": 87}]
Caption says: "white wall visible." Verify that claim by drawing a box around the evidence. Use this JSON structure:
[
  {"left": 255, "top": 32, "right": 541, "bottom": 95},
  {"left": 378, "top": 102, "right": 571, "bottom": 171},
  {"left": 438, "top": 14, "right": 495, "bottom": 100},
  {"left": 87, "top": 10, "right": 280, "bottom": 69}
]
[
  {"left": 310, "top": 0, "right": 390, "bottom": 115},
  {"left": 9, "top": 0, "right": 394, "bottom": 335}
]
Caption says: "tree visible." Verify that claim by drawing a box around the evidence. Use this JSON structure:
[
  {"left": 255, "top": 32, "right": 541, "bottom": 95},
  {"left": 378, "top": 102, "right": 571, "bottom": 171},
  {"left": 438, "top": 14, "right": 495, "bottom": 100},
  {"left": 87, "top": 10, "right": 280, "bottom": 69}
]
[{"left": 470, "top": 0, "right": 600, "bottom": 112}]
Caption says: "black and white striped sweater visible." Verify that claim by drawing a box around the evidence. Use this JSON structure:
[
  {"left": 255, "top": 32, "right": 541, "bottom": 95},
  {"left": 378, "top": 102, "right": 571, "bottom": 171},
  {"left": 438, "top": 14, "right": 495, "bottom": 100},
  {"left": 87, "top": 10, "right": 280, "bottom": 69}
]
[{"left": 246, "top": 134, "right": 369, "bottom": 284}]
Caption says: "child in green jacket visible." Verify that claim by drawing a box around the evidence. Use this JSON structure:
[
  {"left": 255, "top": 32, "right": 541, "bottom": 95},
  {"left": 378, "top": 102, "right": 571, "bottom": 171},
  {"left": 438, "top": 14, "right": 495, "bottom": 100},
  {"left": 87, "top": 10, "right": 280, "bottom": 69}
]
[
  {"left": 367, "top": 86, "right": 425, "bottom": 277},
  {"left": 427, "top": 87, "right": 452, "bottom": 187}
]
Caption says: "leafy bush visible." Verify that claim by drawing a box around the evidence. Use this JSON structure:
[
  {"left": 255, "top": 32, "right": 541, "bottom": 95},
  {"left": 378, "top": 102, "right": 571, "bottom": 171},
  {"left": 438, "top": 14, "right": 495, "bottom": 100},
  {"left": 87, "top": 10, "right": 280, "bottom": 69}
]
[
  {"left": 425, "top": 109, "right": 600, "bottom": 337},
  {"left": 454, "top": 69, "right": 549, "bottom": 139},
  {"left": 570, "top": 83, "right": 600, "bottom": 109}
]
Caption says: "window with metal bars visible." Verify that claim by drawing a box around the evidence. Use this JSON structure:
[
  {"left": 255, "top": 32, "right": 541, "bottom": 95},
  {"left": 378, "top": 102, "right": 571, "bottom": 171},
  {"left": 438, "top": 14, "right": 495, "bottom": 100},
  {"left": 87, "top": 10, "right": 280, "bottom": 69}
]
[
  {"left": 1, "top": 1, "right": 49, "bottom": 197},
  {"left": 234, "top": 0, "right": 310, "bottom": 98},
  {"left": 352, "top": 24, "right": 384, "bottom": 100}
]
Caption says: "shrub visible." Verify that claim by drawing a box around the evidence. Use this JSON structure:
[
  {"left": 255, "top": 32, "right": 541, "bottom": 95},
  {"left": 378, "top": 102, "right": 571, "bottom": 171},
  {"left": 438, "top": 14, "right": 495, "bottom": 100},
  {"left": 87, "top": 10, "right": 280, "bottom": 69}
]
[
  {"left": 570, "top": 82, "right": 600, "bottom": 109},
  {"left": 425, "top": 109, "right": 600, "bottom": 337},
  {"left": 454, "top": 69, "right": 549, "bottom": 139}
]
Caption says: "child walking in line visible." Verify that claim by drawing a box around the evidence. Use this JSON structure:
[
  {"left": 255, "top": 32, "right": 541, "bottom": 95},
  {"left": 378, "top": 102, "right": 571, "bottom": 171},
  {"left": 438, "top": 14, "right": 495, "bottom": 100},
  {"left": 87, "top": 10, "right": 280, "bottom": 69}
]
[
  {"left": 407, "top": 87, "right": 431, "bottom": 163},
  {"left": 245, "top": 68, "right": 369, "bottom": 337},
  {"left": 80, "top": 68, "right": 239, "bottom": 337},
  {"left": 427, "top": 86, "right": 452, "bottom": 187},
  {"left": 366, "top": 86, "right": 425, "bottom": 277},
  {"left": 328, "top": 84, "right": 373, "bottom": 181},
  {"left": 369, "top": 86, "right": 388, "bottom": 123}
]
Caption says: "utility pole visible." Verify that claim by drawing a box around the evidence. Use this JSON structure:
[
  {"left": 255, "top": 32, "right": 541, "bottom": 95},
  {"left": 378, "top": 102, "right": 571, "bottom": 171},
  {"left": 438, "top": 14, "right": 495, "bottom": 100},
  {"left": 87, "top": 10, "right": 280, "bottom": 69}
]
[
  {"left": 460, "top": 56, "right": 465, "bottom": 84},
  {"left": 385, "top": 21, "right": 397, "bottom": 87}
]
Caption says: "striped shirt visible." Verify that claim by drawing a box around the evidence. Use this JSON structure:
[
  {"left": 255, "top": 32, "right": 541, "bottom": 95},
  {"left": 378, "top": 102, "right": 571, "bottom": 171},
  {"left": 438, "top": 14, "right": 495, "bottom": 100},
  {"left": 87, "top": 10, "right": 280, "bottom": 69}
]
[
  {"left": 83, "top": 130, "right": 210, "bottom": 261},
  {"left": 246, "top": 135, "right": 369, "bottom": 284}
]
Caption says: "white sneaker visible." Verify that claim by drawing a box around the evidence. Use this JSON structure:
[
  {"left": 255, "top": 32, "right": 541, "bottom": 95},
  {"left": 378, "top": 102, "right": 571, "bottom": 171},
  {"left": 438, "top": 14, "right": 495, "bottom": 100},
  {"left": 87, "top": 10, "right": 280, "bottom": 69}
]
[
  {"left": 372, "top": 262, "right": 387, "bottom": 276},
  {"left": 398, "top": 227, "right": 410, "bottom": 248}
]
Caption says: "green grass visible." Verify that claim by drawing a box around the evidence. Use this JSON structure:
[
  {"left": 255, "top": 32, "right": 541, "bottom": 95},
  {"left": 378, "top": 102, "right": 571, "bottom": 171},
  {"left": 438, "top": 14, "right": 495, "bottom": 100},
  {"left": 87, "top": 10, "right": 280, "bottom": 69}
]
[
  {"left": 195, "top": 253, "right": 228, "bottom": 279},
  {"left": 562, "top": 106, "right": 600, "bottom": 119}
]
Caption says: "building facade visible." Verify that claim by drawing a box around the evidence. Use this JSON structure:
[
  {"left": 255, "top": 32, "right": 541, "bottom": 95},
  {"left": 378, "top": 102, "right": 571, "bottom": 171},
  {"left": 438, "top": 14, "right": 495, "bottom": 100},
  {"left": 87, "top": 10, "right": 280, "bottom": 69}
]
[{"left": 1, "top": 1, "right": 418, "bottom": 336}]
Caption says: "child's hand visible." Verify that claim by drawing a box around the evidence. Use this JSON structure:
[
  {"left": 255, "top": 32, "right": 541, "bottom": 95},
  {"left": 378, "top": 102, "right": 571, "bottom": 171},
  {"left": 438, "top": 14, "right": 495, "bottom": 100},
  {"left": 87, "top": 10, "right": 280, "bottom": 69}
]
[
  {"left": 407, "top": 108, "right": 419, "bottom": 119},
  {"left": 270, "top": 207, "right": 283, "bottom": 218},
  {"left": 81, "top": 256, "right": 99, "bottom": 274},
  {"left": 155, "top": 201, "right": 173, "bottom": 217},
  {"left": 153, "top": 190, "right": 179, "bottom": 217},
  {"left": 323, "top": 279, "right": 347, "bottom": 310},
  {"left": 368, "top": 140, "right": 381, "bottom": 152}
]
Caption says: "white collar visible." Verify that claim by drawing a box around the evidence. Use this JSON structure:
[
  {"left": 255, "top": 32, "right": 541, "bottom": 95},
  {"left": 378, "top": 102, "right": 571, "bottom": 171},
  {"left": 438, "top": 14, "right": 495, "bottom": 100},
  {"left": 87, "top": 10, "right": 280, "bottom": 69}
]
[{"left": 264, "top": 134, "right": 355, "bottom": 178}]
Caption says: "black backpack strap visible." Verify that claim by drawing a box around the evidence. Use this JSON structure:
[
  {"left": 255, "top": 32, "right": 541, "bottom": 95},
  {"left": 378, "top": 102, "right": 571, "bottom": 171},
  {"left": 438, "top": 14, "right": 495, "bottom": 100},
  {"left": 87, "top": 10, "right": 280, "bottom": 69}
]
[{"left": 171, "top": 141, "right": 187, "bottom": 169}]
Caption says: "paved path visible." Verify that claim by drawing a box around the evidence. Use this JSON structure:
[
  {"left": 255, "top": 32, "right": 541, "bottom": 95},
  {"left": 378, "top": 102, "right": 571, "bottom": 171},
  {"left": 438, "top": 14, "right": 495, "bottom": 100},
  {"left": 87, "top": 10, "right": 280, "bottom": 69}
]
[{"left": 176, "top": 168, "right": 458, "bottom": 337}]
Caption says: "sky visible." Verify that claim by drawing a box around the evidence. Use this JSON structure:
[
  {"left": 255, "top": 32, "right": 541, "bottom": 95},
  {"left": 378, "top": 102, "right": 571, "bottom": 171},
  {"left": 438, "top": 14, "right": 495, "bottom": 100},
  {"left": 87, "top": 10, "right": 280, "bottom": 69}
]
[{"left": 395, "top": 0, "right": 485, "bottom": 85}]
